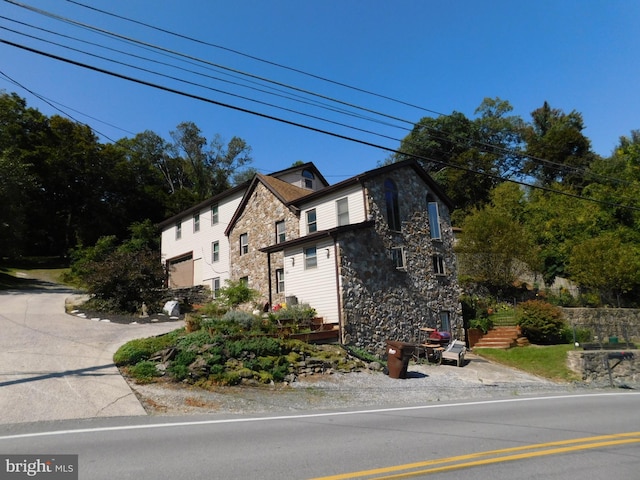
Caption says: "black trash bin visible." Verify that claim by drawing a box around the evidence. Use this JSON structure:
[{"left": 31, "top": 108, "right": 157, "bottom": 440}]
[{"left": 386, "top": 340, "right": 415, "bottom": 379}]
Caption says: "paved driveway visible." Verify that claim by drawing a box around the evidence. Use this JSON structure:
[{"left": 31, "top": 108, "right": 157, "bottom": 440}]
[{"left": 0, "top": 285, "right": 182, "bottom": 424}]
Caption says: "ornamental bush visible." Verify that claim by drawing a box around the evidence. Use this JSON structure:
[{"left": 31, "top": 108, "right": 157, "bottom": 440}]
[{"left": 516, "top": 300, "right": 566, "bottom": 345}]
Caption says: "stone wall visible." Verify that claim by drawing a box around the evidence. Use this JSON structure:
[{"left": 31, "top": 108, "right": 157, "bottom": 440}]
[
  {"left": 567, "top": 350, "right": 639, "bottom": 386},
  {"left": 562, "top": 308, "right": 640, "bottom": 341},
  {"left": 340, "top": 170, "right": 462, "bottom": 357},
  {"left": 230, "top": 182, "right": 299, "bottom": 307}
]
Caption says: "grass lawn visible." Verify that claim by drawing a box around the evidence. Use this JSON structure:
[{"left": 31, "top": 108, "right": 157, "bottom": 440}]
[
  {"left": 474, "top": 344, "right": 580, "bottom": 382},
  {"left": 0, "top": 259, "right": 71, "bottom": 289}
]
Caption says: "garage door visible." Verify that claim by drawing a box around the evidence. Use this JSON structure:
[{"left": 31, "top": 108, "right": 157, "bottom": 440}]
[{"left": 168, "top": 253, "right": 193, "bottom": 288}]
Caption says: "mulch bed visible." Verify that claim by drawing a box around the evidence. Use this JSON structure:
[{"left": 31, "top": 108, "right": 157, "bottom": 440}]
[{"left": 68, "top": 309, "right": 184, "bottom": 325}]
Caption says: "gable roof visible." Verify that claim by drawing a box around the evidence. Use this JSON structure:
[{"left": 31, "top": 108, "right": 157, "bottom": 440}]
[
  {"left": 287, "top": 158, "right": 454, "bottom": 210},
  {"left": 224, "top": 174, "right": 310, "bottom": 236},
  {"left": 157, "top": 181, "right": 249, "bottom": 229},
  {"left": 268, "top": 162, "right": 330, "bottom": 188}
]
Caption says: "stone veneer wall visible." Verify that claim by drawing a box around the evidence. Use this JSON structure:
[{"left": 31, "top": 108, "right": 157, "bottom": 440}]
[
  {"left": 566, "top": 350, "right": 640, "bottom": 385},
  {"left": 340, "top": 169, "right": 462, "bottom": 356},
  {"left": 562, "top": 308, "right": 640, "bottom": 340},
  {"left": 230, "top": 183, "right": 299, "bottom": 308}
]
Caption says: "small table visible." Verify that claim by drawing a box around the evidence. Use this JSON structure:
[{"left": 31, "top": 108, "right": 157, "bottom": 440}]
[{"left": 421, "top": 343, "right": 444, "bottom": 364}]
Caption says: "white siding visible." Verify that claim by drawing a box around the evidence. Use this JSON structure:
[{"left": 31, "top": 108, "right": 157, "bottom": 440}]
[
  {"left": 161, "top": 189, "right": 245, "bottom": 287},
  {"left": 283, "top": 237, "right": 339, "bottom": 324},
  {"left": 299, "top": 185, "right": 366, "bottom": 236}
]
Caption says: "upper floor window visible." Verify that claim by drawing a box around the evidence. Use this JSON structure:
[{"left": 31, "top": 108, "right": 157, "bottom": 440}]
[
  {"left": 433, "top": 254, "right": 445, "bottom": 275},
  {"left": 304, "top": 246, "right": 317, "bottom": 269},
  {"left": 212, "top": 241, "right": 220, "bottom": 262},
  {"left": 175, "top": 221, "right": 182, "bottom": 240},
  {"left": 276, "top": 220, "right": 286, "bottom": 244},
  {"left": 240, "top": 233, "right": 248, "bottom": 255},
  {"left": 302, "top": 169, "right": 314, "bottom": 189},
  {"left": 193, "top": 213, "right": 200, "bottom": 232},
  {"left": 211, "top": 204, "right": 219, "bottom": 225},
  {"left": 336, "top": 197, "right": 349, "bottom": 226},
  {"left": 427, "top": 195, "right": 441, "bottom": 239},
  {"left": 385, "top": 179, "right": 401, "bottom": 231},
  {"left": 306, "top": 209, "right": 317, "bottom": 234}
]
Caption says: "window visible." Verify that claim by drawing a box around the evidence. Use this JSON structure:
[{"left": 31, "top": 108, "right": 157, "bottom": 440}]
[
  {"left": 336, "top": 197, "right": 349, "bottom": 226},
  {"left": 212, "top": 277, "right": 220, "bottom": 298},
  {"left": 304, "top": 246, "right": 317, "bottom": 269},
  {"left": 276, "top": 220, "right": 286, "bottom": 244},
  {"left": 212, "top": 241, "right": 219, "bottom": 262},
  {"left": 239, "top": 276, "right": 249, "bottom": 286},
  {"left": 433, "top": 254, "right": 445, "bottom": 275},
  {"left": 211, "top": 204, "right": 219, "bottom": 225},
  {"left": 175, "top": 221, "right": 182, "bottom": 240},
  {"left": 385, "top": 179, "right": 401, "bottom": 231},
  {"left": 302, "top": 169, "right": 314, "bottom": 189},
  {"left": 427, "top": 195, "right": 441, "bottom": 240},
  {"left": 306, "top": 209, "right": 317, "bottom": 233},
  {"left": 193, "top": 213, "right": 200, "bottom": 232},
  {"left": 240, "top": 233, "right": 248, "bottom": 255},
  {"left": 391, "top": 247, "right": 406, "bottom": 270},
  {"left": 276, "top": 268, "right": 285, "bottom": 293}
]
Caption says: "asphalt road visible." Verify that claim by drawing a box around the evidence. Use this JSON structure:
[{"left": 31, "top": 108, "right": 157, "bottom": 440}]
[
  {"left": 0, "top": 285, "right": 182, "bottom": 424},
  {"left": 1, "top": 393, "right": 639, "bottom": 479}
]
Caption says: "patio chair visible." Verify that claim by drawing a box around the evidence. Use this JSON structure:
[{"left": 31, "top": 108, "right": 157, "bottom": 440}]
[{"left": 441, "top": 340, "right": 466, "bottom": 367}]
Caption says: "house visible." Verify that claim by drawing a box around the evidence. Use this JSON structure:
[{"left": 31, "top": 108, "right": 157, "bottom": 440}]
[{"left": 159, "top": 159, "right": 462, "bottom": 354}]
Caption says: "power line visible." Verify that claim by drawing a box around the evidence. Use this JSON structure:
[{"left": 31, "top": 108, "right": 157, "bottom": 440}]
[
  {"left": 5, "top": 0, "right": 630, "bottom": 189},
  {"left": 65, "top": 0, "right": 446, "bottom": 118},
  {"left": 3, "top": 37, "right": 638, "bottom": 214}
]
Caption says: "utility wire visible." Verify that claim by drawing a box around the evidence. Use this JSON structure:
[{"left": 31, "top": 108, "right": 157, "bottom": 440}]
[
  {"left": 3, "top": 0, "right": 633, "bottom": 190},
  {"left": 2, "top": 38, "right": 638, "bottom": 214},
  {"left": 65, "top": 0, "right": 445, "bottom": 118},
  {"left": 60, "top": 0, "right": 633, "bottom": 188},
  {"left": 0, "top": 15, "right": 407, "bottom": 133},
  {"left": 5, "top": 0, "right": 630, "bottom": 189}
]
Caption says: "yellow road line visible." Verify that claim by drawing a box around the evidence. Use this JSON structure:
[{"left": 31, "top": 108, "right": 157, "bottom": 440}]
[{"left": 310, "top": 432, "right": 640, "bottom": 480}]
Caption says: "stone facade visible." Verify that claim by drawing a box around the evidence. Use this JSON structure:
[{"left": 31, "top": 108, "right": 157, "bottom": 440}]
[
  {"left": 562, "top": 308, "right": 640, "bottom": 342},
  {"left": 230, "top": 182, "right": 299, "bottom": 308},
  {"left": 340, "top": 170, "right": 462, "bottom": 356},
  {"left": 567, "top": 350, "right": 639, "bottom": 386},
  {"left": 226, "top": 162, "right": 462, "bottom": 356}
]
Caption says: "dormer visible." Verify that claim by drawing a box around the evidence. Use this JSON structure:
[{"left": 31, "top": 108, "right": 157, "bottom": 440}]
[{"left": 268, "top": 162, "right": 329, "bottom": 192}]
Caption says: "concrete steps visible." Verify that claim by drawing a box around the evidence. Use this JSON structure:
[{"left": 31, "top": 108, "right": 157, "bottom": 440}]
[{"left": 473, "top": 326, "right": 528, "bottom": 349}]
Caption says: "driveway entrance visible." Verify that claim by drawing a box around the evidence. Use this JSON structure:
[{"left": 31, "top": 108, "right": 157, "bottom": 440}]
[{"left": 0, "top": 285, "right": 182, "bottom": 424}]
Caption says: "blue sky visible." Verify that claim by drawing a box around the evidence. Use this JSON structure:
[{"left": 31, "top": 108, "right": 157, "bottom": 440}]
[{"left": 1, "top": 0, "right": 639, "bottom": 182}]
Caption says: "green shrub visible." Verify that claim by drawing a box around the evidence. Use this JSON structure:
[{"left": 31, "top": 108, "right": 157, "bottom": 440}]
[
  {"left": 221, "top": 310, "right": 258, "bottom": 330},
  {"left": 516, "top": 300, "right": 566, "bottom": 345},
  {"left": 169, "top": 363, "right": 189, "bottom": 381},
  {"left": 176, "top": 330, "right": 214, "bottom": 351},
  {"left": 128, "top": 361, "right": 160, "bottom": 383},
  {"left": 226, "top": 337, "right": 282, "bottom": 358},
  {"left": 469, "top": 317, "right": 494, "bottom": 334},
  {"left": 113, "top": 330, "right": 182, "bottom": 366}
]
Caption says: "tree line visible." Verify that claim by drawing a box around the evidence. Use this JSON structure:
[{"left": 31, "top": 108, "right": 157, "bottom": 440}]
[
  {"left": 389, "top": 98, "right": 640, "bottom": 307},
  {"left": 0, "top": 91, "right": 254, "bottom": 258},
  {"left": 1, "top": 91, "right": 639, "bottom": 307}
]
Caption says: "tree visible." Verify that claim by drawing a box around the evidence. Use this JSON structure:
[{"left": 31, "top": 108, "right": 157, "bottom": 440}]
[
  {"left": 169, "top": 122, "right": 253, "bottom": 201},
  {"left": 456, "top": 183, "right": 539, "bottom": 295},
  {"left": 390, "top": 98, "right": 525, "bottom": 216},
  {"left": 523, "top": 101, "right": 596, "bottom": 187},
  {"left": 568, "top": 232, "right": 640, "bottom": 306}
]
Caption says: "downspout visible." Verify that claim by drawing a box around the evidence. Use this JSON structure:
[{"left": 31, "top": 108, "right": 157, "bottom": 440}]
[
  {"left": 332, "top": 233, "right": 344, "bottom": 345},
  {"left": 266, "top": 251, "right": 273, "bottom": 309}
]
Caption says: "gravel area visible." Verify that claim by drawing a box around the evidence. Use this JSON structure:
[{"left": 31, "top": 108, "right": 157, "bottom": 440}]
[{"left": 127, "top": 354, "right": 597, "bottom": 416}]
